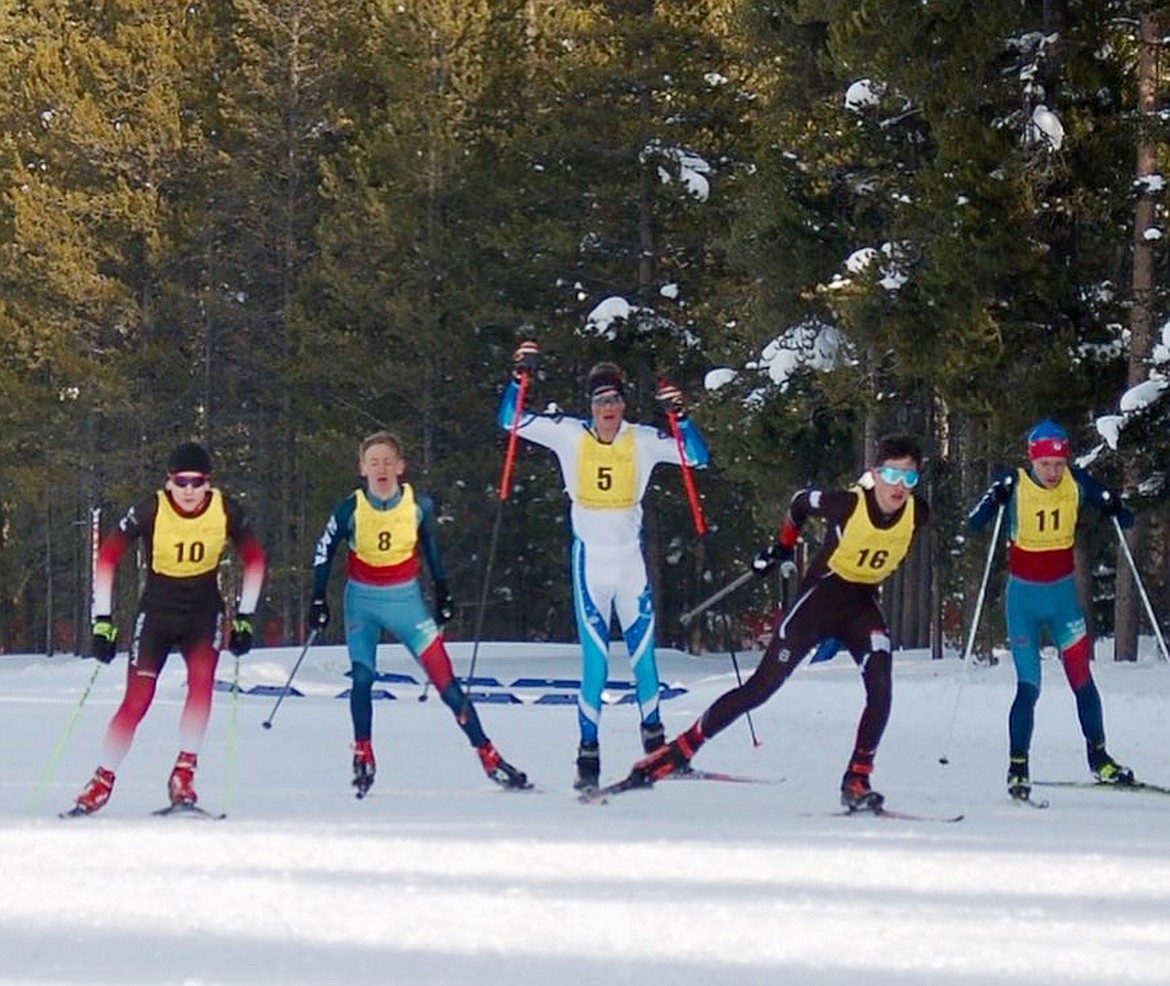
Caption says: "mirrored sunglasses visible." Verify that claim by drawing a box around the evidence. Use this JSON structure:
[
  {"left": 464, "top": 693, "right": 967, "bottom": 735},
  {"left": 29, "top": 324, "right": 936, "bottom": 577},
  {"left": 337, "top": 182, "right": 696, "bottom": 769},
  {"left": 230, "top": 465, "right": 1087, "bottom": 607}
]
[
  {"left": 876, "top": 465, "right": 920, "bottom": 489},
  {"left": 171, "top": 473, "right": 210, "bottom": 489},
  {"left": 591, "top": 392, "right": 625, "bottom": 407}
]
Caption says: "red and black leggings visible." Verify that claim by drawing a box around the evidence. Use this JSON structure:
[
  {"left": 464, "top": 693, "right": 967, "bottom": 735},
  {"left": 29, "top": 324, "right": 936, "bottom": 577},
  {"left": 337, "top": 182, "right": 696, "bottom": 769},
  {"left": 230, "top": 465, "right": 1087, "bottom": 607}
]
[
  {"left": 101, "top": 605, "right": 222, "bottom": 767},
  {"left": 699, "top": 576, "right": 893, "bottom": 759}
]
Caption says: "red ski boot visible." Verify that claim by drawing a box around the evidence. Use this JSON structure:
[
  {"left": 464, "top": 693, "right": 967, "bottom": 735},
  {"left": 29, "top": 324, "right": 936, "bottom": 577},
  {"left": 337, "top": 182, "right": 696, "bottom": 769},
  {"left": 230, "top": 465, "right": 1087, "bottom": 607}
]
[
  {"left": 352, "top": 740, "right": 376, "bottom": 799},
  {"left": 69, "top": 767, "right": 116, "bottom": 816},
  {"left": 168, "top": 752, "right": 199, "bottom": 806},
  {"left": 477, "top": 742, "right": 530, "bottom": 789}
]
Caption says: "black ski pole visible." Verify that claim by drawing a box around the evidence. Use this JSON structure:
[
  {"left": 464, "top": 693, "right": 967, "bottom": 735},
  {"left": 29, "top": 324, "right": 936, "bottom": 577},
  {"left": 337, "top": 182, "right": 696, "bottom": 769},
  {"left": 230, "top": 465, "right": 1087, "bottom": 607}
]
[
  {"left": 261, "top": 628, "right": 319, "bottom": 729},
  {"left": 464, "top": 369, "right": 531, "bottom": 695},
  {"left": 680, "top": 569, "right": 755, "bottom": 627},
  {"left": 720, "top": 601, "right": 761, "bottom": 747}
]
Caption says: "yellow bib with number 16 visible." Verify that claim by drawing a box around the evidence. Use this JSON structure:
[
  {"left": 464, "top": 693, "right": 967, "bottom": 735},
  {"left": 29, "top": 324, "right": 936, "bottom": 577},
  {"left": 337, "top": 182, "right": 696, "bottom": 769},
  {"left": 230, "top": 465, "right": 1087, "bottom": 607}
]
[{"left": 828, "top": 487, "right": 915, "bottom": 585}]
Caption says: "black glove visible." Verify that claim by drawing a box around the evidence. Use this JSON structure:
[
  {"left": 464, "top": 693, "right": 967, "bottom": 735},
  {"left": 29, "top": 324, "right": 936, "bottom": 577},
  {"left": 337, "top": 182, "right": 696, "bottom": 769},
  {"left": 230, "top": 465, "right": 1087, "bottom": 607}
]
[
  {"left": 655, "top": 380, "right": 686, "bottom": 417},
  {"left": 512, "top": 340, "right": 539, "bottom": 378},
  {"left": 228, "top": 615, "right": 254, "bottom": 656},
  {"left": 434, "top": 580, "right": 454, "bottom": 625},
  {"left": 91, "top": 617, "right": 117, "bottom": 663},
  {"left": 989, "top": 474, "right": 1015, "bottom": 506},
  {"left": 1099, "top": 490, "right": 1123, "bottom": 516},
  {"left": 752, "top": 543, "right": 796, "bottom": 579},
  {"left": 1100, "top": 490, "right": 1135, "bottom": 529},
  {"left": 309, "top": 596, "right": 330, "bottom": 630}
]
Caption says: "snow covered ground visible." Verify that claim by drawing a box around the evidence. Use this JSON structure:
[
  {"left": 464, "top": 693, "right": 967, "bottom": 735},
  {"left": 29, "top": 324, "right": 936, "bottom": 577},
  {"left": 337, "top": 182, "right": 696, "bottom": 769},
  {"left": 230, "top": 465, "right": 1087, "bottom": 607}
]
[{"left": 4, "top": 638, "right": 1170, "bottom": 985}]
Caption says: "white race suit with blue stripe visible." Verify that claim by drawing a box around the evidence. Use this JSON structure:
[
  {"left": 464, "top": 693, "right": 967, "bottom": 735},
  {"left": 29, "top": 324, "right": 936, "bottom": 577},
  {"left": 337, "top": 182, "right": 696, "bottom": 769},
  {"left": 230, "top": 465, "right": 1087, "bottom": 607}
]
[{"left": 498, "top": 379, "right": 709, "bottom": 748}]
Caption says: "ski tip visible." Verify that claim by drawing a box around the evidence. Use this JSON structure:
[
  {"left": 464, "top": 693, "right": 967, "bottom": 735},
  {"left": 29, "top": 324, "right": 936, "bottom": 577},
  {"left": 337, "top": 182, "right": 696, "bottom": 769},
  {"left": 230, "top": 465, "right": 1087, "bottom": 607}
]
[
  {"left": 58, "top": 806, "right": 91, "bottom": 819},
  {"left": 151, "top": 804, "right": 226, "bottom": 820}
]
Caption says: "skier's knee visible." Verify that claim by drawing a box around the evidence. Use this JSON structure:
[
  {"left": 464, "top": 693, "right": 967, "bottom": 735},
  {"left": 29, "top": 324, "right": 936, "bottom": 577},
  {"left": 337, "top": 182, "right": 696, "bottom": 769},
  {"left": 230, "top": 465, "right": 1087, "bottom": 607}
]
[{"left": 350, "top": 664, "right": 376, "bottom": 692}]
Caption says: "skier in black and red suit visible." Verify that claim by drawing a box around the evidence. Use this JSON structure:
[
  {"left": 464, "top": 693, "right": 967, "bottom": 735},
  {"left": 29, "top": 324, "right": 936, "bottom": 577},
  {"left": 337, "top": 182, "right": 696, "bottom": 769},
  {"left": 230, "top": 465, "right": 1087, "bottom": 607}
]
[{"left": 67, "top": 442, "right": 266, "bottom": 815}]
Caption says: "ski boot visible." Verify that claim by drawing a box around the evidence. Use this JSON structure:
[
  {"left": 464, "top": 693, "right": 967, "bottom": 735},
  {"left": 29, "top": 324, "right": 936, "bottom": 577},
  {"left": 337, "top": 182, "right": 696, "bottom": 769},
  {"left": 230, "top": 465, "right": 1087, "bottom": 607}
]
[
  {"left": 168, "top": 752, "right": 199, "bottom": 806},
  {"left": 1088, "top": 743, "right": 1134, "bottom": 785},
  {"left": 630, "top": 727, "right": 701, "bottom": 786},
  {"left": 352, "top": 740, "right": 376, "bottom": 799},
  {"left": 574, "top": 741, "right": 600, "bottom": 791},
  {"left": 478, "top": 742, "right": 530, "bottom": 789},
  {"left": 1007, "top": 754, "right": 1031, "bottom": 802},
  {"left": 68, "top": 767, "right": 116, "bottom": 816},
  {"left": 840, "top": 765, "right": 883, "bottom": 812},
  {"left": 640, "top": 721, "right": 665, "bottom": 754}
]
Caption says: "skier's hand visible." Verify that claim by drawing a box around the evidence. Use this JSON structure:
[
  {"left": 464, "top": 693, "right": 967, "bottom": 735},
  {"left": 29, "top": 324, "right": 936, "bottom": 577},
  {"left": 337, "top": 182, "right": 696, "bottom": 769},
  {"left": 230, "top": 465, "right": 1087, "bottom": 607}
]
[
  {"left": 1100, "top": 490, "right": 1135, "bottom": 529},
  {"left": 91, "top": 618, "right": 117, "bottom": 663},
  {"left": 434, "top": 580, "right": 454, "bottom": 626},
  {"left": 228, "top": 615, "right": 254, "bottom": 656},
  {"left": 512, "top": 340, "right": 539, "bottom": 378},
  {"left": 989, "top": 474, "right": 1014, "bottom": 506},
  {"left": 752, "top": 543, "right": 796, "bottom": 579},
  {"left": 655, "top": 380, "right": 686, "bottom": 417},
  {"left": 308, "top": 596, "right": 330, "bottom": 630}
]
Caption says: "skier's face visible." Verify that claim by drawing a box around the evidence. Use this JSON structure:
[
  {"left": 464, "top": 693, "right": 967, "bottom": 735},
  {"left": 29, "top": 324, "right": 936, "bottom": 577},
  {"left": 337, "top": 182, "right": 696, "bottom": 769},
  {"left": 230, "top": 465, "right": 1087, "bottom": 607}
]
[
  {"left": 590, "top": 389, "right": 626, "bottom": 438},
  {"left": 166, "top": 472, "right": 212, "bottom": 514},
  {"left": 871, "top": 456, "right": 919, "bottom": 515},
  {"left": 360, "top": 443, "right": 406, "bottom": 499},
  {"left": 1031, "top": 455, "right": 1066, "bottom": 489}
]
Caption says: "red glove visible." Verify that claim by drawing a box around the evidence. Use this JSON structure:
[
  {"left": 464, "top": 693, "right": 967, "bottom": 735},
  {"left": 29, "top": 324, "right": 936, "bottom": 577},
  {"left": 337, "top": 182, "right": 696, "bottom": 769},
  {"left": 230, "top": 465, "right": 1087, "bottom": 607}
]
[
  {"left": 655, "top": 380, "right": 685, "bottom": 415},
  {"left": 512, "top": 341, "right": 539, "bottom": 377}
]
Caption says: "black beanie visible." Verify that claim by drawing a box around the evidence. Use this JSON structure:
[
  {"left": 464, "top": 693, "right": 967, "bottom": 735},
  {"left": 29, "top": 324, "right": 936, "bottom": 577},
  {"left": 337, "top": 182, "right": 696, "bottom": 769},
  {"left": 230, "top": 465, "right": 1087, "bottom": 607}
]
[
  {"left": 168, "top": 442, "right": 213, "bottom": 474},
  {"left": 586, "top": 363, "right": 625, "bottom": 400}
]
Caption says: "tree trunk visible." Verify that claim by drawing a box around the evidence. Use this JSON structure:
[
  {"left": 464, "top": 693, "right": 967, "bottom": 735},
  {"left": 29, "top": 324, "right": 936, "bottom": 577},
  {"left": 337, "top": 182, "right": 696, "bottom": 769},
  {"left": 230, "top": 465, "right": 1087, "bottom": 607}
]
[{"left": 1113, "top": 11, "right": 1160, "bottom": 663}]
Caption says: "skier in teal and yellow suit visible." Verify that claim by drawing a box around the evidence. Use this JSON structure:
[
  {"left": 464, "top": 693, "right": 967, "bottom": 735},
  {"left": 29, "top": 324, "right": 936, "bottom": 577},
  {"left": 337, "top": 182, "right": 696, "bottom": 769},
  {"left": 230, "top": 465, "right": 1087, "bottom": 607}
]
[{"left": 310, "top": 431, "right": 529, "bottom": 796}]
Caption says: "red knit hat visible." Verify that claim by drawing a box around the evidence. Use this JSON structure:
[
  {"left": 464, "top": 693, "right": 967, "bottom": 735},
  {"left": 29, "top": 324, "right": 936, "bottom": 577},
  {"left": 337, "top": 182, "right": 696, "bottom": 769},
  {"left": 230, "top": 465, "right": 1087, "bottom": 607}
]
[{"left": 1027, "top": 420, "right": 1069, "bottom": 460}]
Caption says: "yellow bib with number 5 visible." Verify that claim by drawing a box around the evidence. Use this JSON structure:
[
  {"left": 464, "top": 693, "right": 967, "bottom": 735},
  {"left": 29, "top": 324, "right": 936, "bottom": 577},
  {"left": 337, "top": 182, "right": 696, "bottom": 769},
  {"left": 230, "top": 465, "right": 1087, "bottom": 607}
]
[{"left": 576, "top": 430, "right": 637, "bottom": 509}]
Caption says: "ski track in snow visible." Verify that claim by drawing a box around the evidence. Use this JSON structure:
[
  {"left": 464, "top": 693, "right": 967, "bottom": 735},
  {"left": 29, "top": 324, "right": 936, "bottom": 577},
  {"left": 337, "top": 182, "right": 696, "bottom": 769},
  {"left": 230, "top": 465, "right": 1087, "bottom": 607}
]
[{"left": 4, "top": 640, "right": 1170, "bottom": 985}]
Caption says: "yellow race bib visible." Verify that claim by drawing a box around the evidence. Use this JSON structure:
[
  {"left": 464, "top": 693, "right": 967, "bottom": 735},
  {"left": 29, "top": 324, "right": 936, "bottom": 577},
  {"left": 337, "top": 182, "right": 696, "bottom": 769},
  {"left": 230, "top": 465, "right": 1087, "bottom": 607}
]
[
  {"left": 353, "top": 484, "right": 418, "bottom": 566},
  {"left": 576, "top": 429, "right": 637, "bottom": 509},
  {"left": 827, "top": 487, "right": 915, "bottom": 585},
  {"left": 151, "top": 490, "right": 228, "bottom": 578},
  {"left": 1013, "top": 466, "right": 1077, "bottom": 551}
]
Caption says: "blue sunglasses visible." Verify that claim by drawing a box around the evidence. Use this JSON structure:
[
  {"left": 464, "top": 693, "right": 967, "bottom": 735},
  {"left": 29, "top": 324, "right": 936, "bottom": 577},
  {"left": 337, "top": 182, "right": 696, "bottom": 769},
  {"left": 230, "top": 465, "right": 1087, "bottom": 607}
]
[{"left": 876, "top": 465, "right": 920, "bottom": 489}]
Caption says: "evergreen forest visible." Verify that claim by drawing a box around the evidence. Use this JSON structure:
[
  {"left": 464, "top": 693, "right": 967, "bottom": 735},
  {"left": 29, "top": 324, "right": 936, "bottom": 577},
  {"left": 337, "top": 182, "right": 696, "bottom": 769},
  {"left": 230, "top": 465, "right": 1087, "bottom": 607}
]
[{"left": 1, "top": 0, "right": 1167, "bottom": 661}]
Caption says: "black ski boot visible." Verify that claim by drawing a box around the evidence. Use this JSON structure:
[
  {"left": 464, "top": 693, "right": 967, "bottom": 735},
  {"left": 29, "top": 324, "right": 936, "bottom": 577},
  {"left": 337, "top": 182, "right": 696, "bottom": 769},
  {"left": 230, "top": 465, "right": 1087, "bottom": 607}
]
[
  {"left": 1088, "top": 743, "right": 1134, "bottom": 785},
  {"left": 837, "top": 767, "right": 879, "bottom": 814},
  {"left": 574, "top": 741, "right": 600, "bottom": 790},
  {"left": 640, "top": 721, "right": 665, "bottom": 754}
]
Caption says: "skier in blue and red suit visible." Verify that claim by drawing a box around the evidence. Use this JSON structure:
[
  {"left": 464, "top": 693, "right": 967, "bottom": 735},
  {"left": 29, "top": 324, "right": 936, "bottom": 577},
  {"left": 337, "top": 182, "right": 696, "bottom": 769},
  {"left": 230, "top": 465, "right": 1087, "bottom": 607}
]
[
  {"left": 69, "top": 441, "right": 267, "bottom": 815},
  {"left": 309, "top": 430, "right": 528, "bottom": 796},
  {"left": 968, "top": 419, "right": 1136, "bottom": 802}
]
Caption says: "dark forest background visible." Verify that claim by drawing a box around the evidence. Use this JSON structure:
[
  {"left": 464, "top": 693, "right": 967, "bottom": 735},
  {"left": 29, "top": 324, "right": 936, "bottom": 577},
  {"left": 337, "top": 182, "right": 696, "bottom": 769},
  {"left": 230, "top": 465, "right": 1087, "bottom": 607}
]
[{"left": 1, "top": 1, "right": 1168, "bottom": 661}]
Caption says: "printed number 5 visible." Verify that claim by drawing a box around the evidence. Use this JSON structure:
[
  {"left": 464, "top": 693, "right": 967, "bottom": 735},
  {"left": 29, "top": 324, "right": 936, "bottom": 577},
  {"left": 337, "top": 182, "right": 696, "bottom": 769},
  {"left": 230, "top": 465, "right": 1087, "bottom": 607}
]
[{"left": 597, "top": 466, "right": 612, "bottom": 491}]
